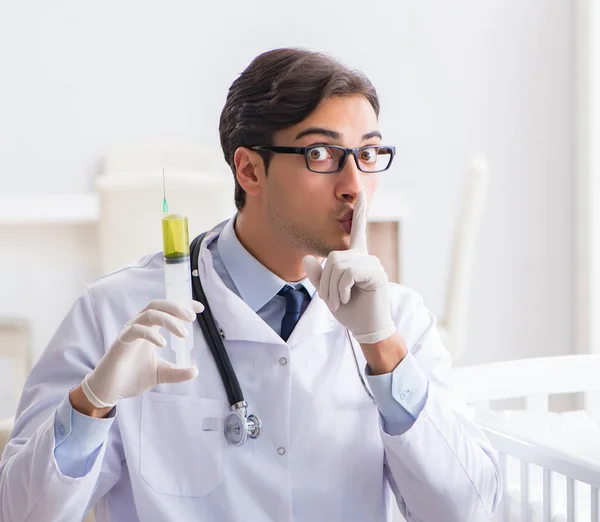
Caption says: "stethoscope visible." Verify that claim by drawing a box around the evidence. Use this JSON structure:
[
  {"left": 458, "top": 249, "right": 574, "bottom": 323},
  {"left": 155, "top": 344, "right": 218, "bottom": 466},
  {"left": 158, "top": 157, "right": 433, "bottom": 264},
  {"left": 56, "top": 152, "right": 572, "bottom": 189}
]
[
  {"left": 189, "top": 232, "right": 377, "bottom": 447},
  {"left": 190, "top": 232, "right": 262, "bottom": 446}
]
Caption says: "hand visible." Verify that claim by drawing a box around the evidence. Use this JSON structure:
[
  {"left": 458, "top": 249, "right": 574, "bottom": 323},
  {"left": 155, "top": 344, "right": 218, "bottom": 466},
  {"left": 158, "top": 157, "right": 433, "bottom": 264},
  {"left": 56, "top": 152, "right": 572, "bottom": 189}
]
[
  {"left": 303, "top": 191, "right": 396, "bottom": 344},
  {"left": 79, "top": 299, "right": 204, "bottom": 410}
]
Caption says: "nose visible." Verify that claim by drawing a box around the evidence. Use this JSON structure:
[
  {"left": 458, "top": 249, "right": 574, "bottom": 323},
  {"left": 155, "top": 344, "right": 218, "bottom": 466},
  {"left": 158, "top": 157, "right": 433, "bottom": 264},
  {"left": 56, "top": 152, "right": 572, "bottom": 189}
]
[{"left": 335, "top": 152, "right": 363, "bottom": 202}]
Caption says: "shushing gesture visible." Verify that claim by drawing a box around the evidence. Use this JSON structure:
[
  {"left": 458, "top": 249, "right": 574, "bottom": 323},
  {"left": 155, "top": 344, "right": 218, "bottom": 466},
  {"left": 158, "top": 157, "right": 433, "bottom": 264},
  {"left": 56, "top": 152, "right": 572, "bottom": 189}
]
[{"left": 303, "top": 191, "right": 396, "bottom": 344}]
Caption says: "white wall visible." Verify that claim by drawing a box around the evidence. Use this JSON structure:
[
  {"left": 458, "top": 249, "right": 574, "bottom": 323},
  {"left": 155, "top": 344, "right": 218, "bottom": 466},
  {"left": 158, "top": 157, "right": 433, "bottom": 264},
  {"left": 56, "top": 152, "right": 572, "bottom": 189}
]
[
  {"left": 579, "top": 0, "right": 600, "bottom": 357},
  {"left": 0, "top": 1, "right": 573, "bottom": 373}
]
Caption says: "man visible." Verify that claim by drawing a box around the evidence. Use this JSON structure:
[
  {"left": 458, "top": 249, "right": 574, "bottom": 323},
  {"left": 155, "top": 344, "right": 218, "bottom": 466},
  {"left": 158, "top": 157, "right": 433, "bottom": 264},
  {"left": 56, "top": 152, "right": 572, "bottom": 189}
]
[{"left": 0, "top": 48, "right": 500, "bottom": 521}]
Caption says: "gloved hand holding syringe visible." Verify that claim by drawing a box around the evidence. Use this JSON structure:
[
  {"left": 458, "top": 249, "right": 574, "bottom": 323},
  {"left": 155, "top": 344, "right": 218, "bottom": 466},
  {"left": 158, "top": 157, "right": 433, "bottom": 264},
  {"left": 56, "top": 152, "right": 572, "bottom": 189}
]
[
  {"left": 76, "top": 172, "right": 200, "bottom": 412},
  {"left": 161, "top": 169, "right": 195, "bottom": 368}
]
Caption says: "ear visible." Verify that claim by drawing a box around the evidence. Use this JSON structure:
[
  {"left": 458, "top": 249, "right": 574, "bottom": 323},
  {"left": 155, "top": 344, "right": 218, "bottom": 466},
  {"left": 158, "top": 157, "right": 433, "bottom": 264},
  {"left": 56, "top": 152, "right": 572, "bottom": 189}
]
[{"left": 234, "top": 147, "right": 265, "bottom": 198}]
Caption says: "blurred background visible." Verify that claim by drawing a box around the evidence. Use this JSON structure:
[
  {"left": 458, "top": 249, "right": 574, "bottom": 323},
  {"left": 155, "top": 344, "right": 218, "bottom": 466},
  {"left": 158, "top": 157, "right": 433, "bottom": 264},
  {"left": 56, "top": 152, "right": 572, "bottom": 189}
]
[{"left": 0, "top": 0, "right": 597, "bottom": 420}]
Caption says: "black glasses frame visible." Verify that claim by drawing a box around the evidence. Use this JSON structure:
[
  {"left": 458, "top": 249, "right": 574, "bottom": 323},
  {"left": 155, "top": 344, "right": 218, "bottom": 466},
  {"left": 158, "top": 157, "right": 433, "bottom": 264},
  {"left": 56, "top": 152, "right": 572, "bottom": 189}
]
[{"left": 251, "top": 144, "right": 396, "bottom": 173}]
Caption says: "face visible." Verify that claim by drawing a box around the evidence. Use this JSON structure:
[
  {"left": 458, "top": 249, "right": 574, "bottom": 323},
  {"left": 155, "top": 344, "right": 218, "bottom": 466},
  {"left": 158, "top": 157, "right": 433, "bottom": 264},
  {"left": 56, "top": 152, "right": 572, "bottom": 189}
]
[{"left": 259, "top": 95, "right": 382, "bottom": 256}]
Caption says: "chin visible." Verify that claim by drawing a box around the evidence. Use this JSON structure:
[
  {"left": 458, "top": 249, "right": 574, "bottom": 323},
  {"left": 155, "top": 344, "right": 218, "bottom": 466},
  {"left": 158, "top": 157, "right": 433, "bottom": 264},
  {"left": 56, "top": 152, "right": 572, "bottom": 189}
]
[
  {"left": 303, "top": 227, "right": 350, "bottom": 256},
  {"left": 328, "top": 236, "right": 351, "bottom": 253}
]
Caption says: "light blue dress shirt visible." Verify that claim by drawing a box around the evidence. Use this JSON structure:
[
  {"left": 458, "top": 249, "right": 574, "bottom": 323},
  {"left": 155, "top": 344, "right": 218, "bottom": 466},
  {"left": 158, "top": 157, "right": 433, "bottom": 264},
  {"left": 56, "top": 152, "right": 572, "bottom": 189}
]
[{"left": 53, "top": 217, "right": 428, "bottom": 477}]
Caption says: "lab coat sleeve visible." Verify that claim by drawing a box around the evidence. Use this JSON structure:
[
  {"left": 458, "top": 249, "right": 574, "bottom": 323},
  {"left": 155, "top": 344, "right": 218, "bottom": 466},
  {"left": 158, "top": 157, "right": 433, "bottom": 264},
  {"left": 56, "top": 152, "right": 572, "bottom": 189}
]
[
  {"left": 0, "top": 289, "right": 123, "bottom": 522},
  {"left": 365, "top": 352, "right": 429, "bottom": 435},
  {"left": 54, "top": 394, "right": 116, "bottom": 478},
  {"left": 380, "top": 286, "right": 502, "bottom": 522}
]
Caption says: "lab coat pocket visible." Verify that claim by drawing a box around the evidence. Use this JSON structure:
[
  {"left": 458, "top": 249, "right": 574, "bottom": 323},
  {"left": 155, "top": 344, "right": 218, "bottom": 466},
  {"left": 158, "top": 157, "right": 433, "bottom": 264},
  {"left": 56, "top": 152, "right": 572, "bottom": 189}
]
[{"left": 140, "top": 392, "right": 227, "bottom": 498}]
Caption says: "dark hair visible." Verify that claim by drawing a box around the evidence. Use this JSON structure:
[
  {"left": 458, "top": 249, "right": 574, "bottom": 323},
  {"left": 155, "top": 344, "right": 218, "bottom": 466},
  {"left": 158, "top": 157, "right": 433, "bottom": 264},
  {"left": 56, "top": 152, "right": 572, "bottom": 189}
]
[{"left": 219, "top": 48, "right": 380, "bottom": 210}]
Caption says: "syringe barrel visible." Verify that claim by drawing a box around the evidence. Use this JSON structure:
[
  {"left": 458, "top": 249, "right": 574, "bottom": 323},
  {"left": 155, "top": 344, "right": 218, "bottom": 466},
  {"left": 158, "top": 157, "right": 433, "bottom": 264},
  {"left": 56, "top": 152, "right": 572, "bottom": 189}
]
[
  {"left": 162, "top": 215, "right": 194, "bottom": 368},
  {"left": 164, "top": 257, "right": 194, "bottom": 367}
]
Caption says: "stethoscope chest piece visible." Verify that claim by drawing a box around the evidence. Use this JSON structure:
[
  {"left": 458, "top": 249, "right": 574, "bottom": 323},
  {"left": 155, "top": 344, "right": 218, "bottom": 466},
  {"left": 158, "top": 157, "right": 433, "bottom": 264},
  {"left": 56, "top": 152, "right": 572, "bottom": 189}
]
[{"left": 224, "top": 401, "right": 262, "bottom": 446}]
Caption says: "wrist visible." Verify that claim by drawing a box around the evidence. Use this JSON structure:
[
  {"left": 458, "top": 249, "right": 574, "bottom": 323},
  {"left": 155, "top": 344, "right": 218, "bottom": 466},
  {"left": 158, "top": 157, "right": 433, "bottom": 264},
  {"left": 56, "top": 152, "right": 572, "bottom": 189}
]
[
  {"left": 351, "top": 323, "right": 397, "bottom": 345},
  {"left": 69, "top": 385, "right": 112, "bottom": 418},
  {"left": 360, "top": 331, "right": 408, "bottom": 376}
]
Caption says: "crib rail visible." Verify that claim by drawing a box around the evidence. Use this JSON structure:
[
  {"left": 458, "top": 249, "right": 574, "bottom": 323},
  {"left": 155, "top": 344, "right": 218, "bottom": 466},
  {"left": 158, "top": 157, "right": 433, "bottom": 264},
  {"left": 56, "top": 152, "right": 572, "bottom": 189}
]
[{"left": 483, "top": 426, "right": 600, "bottom": 522}]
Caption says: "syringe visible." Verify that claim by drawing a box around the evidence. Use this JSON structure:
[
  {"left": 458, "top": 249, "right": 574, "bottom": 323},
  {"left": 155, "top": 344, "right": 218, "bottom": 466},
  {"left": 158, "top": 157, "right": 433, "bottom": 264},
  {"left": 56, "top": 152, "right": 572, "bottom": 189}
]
[{"left": 161, "top": 169, "right": 194, "bottom": 368}]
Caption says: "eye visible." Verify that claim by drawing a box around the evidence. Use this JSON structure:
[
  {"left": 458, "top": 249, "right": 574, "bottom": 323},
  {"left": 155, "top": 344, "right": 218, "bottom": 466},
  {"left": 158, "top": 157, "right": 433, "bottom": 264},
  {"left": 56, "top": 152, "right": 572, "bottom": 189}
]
[
  {"left": 307, "top": 146, "right": 332, "bottom": 161},
  {"left": 358, "top": 147, "right": 378, "bottom": 163}
]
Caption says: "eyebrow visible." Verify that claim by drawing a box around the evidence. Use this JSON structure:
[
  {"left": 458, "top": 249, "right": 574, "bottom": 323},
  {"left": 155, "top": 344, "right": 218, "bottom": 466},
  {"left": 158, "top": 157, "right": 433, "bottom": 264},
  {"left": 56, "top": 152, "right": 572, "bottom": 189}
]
[{"left": 294, "top": 127, "right": 382, "bottom": 141}]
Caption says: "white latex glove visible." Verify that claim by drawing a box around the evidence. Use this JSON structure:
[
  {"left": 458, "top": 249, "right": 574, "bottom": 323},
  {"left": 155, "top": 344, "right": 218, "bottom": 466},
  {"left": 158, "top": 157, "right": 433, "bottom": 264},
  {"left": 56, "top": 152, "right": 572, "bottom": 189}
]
[
  {"left": 303, "top": 191, "right": 396, "bottom": 344},
  {"left": 81, "top": 299, "right": 204, "bottom": 409}
]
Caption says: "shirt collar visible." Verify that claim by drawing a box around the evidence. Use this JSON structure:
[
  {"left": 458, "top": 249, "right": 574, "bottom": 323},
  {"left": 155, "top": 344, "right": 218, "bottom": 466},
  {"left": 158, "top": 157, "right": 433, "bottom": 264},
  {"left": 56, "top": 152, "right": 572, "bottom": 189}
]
[{"left": 217, "top": 215, "right": 316, "bottom": 312}]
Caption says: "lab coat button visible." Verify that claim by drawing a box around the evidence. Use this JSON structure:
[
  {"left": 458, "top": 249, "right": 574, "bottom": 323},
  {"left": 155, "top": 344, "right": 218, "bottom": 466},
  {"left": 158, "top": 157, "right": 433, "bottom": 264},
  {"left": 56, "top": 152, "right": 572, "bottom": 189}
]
[
  {"left": 328, "top": 320, "right": 335, "bottom": 328},
  {"left": 277, "top": 446, "right": 286, "bottom": 456},
  {"left": 279, "top": 357, "right": 288, "bottom": 366},
  {"left": 58, "top": 425, "right": 65, "bottom": 436},
  {"left": 399, "top": 390, "right": 410, "bottom": 400}
]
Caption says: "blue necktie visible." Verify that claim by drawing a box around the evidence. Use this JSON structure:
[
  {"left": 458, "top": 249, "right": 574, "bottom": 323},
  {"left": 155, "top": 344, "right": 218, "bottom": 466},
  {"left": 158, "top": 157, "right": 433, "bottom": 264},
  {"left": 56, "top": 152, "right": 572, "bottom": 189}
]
[{"left": 278, "top": 285, "right": 308, "bottom": 341}]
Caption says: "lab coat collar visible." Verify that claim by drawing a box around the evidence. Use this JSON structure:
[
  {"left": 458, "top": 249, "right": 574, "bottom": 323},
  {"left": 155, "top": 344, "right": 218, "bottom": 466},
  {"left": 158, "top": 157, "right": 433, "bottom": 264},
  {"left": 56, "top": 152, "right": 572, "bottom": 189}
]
[
  {"left": 217, "top": 215, "right": 316, "bottom": 312},
  {"left": 198, "top": 220, "right": 341, "bottom": 345}
]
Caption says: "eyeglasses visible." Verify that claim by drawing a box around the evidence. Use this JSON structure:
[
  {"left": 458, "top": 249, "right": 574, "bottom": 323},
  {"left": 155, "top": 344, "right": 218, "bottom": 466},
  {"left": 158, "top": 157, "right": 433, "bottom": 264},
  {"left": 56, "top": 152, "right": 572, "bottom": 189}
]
[{"left": 251, "top": 144, "right": 395, "bottom": 174}]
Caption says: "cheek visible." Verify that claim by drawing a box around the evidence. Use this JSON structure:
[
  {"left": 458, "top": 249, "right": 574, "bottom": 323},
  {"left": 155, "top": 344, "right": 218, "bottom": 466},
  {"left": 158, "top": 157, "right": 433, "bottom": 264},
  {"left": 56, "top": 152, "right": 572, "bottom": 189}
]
[
  {"left": 280, "top": 182, "right": 328, "bottom": 223},
  {"left": 277, "top": 168, "right": 332, "bottom": 202},
  {"left": 362, "top": 174, "right": 380, "bottom": 196}
]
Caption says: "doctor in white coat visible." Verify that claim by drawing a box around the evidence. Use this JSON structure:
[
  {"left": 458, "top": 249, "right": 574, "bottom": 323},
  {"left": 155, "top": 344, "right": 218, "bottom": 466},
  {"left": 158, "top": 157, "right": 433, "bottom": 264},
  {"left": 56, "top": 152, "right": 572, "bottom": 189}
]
[{"left": 0, "top": 48, "right": 501, "bottom": 522}]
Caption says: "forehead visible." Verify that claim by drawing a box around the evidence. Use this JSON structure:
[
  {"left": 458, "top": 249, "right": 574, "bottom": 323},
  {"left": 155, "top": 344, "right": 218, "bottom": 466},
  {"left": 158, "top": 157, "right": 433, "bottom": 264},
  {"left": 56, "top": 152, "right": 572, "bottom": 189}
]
[{"left": 276, "top": 95, "right": 379, "bottom": 143}]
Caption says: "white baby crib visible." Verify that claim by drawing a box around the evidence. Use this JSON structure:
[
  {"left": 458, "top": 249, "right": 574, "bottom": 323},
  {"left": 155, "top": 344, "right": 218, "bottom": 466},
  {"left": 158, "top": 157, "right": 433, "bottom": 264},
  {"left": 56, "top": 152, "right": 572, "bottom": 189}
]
[{"left": 453, "top": 354, "right": 600, "bottom": 522}]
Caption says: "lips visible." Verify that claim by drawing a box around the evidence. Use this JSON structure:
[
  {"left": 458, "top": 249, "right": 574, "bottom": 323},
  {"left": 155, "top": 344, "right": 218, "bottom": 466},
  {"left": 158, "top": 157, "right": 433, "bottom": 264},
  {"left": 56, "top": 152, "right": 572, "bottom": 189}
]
[
  {"left": 338, "top": 210, "right": 353, "bottom": 234},
  {"left": 339, "top": 210, "right": 354, "bottom": 222}
]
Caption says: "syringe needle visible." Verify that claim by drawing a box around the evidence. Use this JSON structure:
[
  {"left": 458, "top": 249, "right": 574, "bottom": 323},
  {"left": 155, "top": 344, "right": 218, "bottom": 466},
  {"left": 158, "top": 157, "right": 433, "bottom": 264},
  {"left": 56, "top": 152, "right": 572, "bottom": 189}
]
[{"left": 162, "top": 167, "right": 169, "bottom": 214}]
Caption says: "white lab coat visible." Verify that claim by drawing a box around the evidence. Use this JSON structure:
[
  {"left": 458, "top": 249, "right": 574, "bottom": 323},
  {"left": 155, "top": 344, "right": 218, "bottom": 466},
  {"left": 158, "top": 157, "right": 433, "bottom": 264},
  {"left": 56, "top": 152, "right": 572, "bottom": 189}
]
[{"left": 0, "top": 223, "right": 500, "bottom": 522}]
